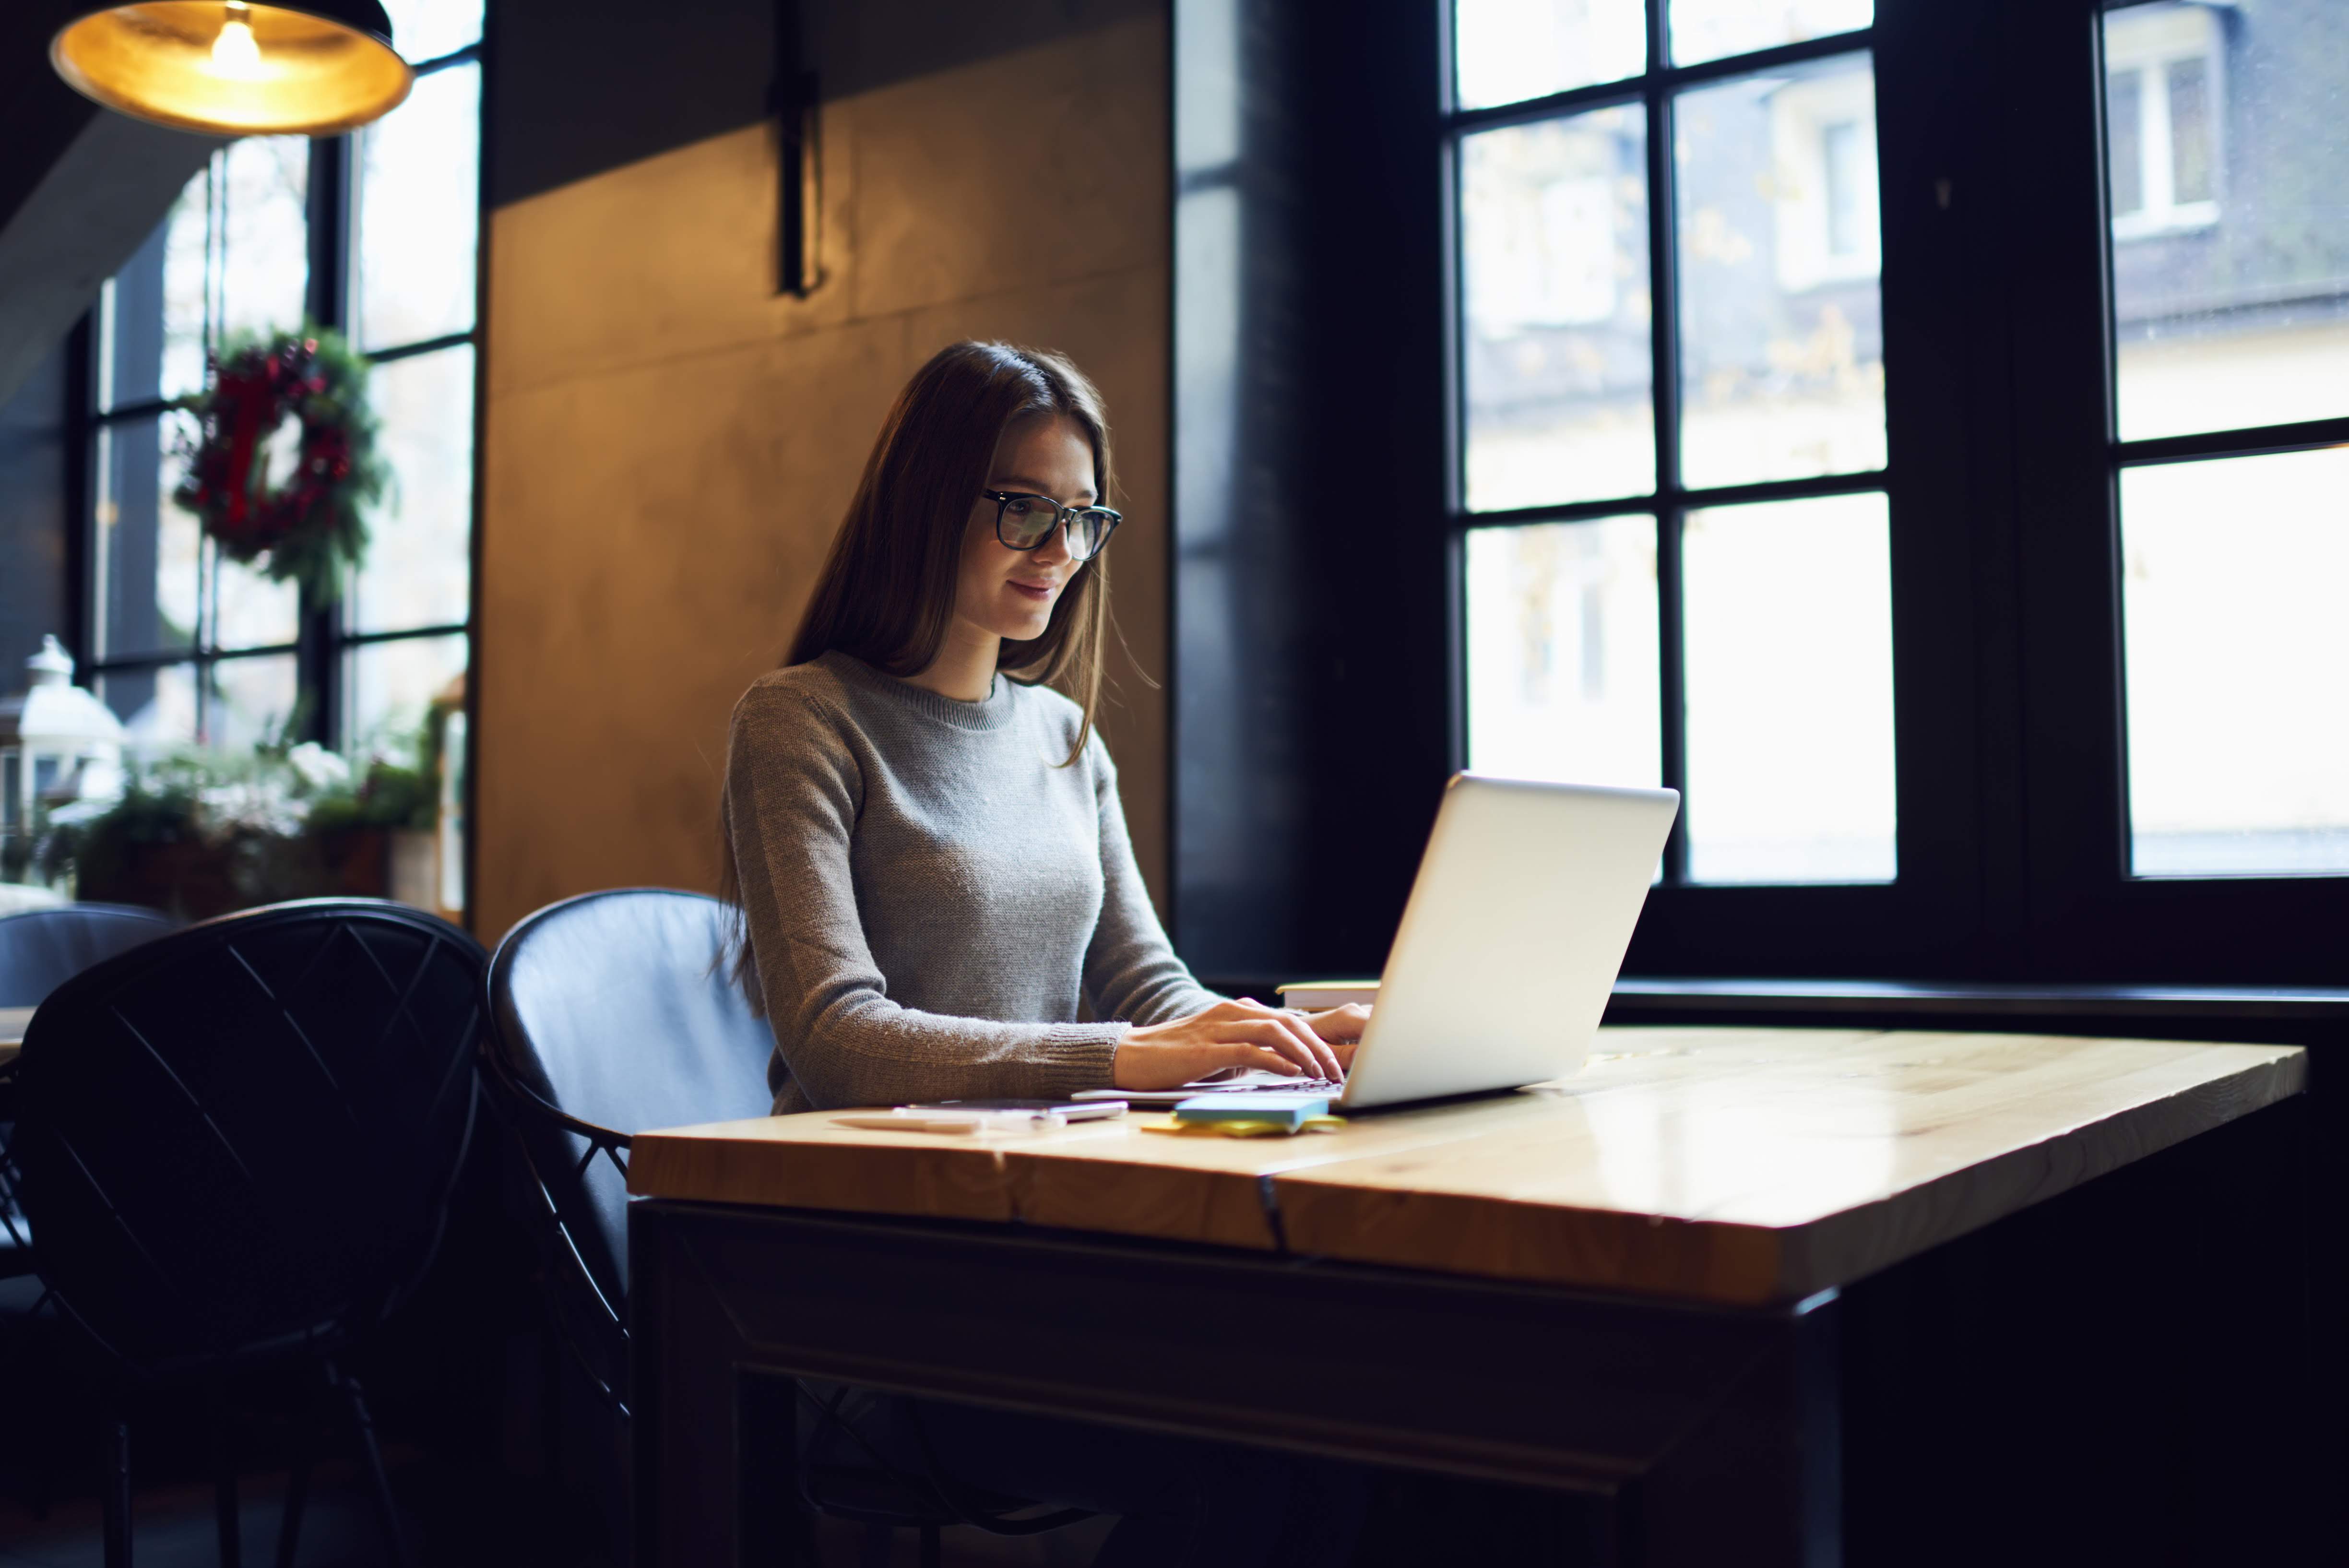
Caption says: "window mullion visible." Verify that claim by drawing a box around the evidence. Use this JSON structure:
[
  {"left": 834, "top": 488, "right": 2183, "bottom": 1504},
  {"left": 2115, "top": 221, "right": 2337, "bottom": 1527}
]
[
  {"left": 1642, "top": 14, "right": 1689, "bottom": 881},
  {"left": 301, "top": 132, "right": 357, "bottom": 749}
]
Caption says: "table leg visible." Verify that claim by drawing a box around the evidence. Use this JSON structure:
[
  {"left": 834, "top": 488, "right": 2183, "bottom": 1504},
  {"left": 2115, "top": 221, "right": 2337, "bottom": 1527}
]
[{"left": 631, "top": 1202, "right": 1840, "bottom": 1568}]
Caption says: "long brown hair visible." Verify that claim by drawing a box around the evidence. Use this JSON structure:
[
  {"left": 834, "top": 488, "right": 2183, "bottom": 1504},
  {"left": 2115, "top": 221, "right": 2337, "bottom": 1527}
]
[
  {"left": 719, "top": 341, "right": 1119, "bottom": 999},
  {"left": 787, "top": 340, "right": 1115, "bottom": 747}
]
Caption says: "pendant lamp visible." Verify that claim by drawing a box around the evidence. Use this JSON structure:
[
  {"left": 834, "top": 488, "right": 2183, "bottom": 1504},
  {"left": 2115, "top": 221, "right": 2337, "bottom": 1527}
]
[{"left": 51, "top": 1, "right": 412, "bottom": 138}]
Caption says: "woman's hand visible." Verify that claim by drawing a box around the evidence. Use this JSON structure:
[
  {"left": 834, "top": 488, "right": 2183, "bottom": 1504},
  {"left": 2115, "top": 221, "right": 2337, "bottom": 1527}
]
[
  {"left": 1301, "top": 1004, "right": 1371, "bottom": 1049},
  {"left": 1113, "top": 998, "right": 1351, "bottom": 1090}
]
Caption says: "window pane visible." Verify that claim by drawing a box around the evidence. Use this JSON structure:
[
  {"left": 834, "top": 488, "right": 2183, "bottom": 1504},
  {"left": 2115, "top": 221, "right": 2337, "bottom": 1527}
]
[
  {"left": 98, "top": 222, "right": 168, "bottom": 413},
  {"left": 1460, "top": 107, "right": 1654, "bottom": 511},
  {"left": 95, "top": 416, "right": 198, "bottom": 660},
  {"left": 217, "top": 137, "right": 310, "bottom": 344},
  {"left": 1674, "top": 53, "right": 1886, "bottom": 490},
  {"left": 1682, "top": 491, "right": 1894, "bottom": 883},
  {"left": 207, "top": 654, "right": 301, "bottom": 751},
  {"left": 2107, "top": 0, "right": 2349, "bottom": 440},
  {"left": 345, "top": 633, "right": 468, "bottom": 760},
  {"left": 2166, "top": 57, "right": 2213, "bottom": 204},
  {"left": 95, "top": 415, "right": 301, "bottom": 662},
  {"left": 2106, "top": 68, "right": 2146, "bottom": 218},
  {"left": 106, "top": 145, "right": 307, "bottom": 411},
  {"left": 211, "top": 550, "right": 300, "bottom": 653},
  {"left": 1669, "top": 0, "right": 1872, "bottom": 67},
  {"left": 380, "top": 0, "right": 483, "bottom": 63},
  {"left": 354, "top": 346, "right": 474, "bottom": 633},
  {"left": 2122, "top": 450, "right": 2349, "bottom": 876},
  {"left": 1465, "top": 518, "right": 1661, "bottom": 787},
  {"left": 354, "top": 62, "right": 480, "bottom": 350},
  {"left": 102, "top": 657, "right": 303, "bottom": 756},
  {"left": 160, "top": 166, "right": 213, "bottom": 404},
  {"left": 1454, "top": 0, "right": 1648, "bottom": 111},
  {"left": 100, "top": 663, "right": 197, "bottom": 755}
]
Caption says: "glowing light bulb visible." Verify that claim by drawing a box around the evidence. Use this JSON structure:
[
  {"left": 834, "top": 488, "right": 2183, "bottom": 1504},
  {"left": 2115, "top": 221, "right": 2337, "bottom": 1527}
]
[{"left": 209, "top": 3, "right": 264, "bottom": 80}]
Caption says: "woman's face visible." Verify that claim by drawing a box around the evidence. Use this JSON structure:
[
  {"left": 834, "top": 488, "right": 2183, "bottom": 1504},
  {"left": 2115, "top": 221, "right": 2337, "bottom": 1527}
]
[{"left": 954, "top": 412, "right": 1095, "bottom": 646}]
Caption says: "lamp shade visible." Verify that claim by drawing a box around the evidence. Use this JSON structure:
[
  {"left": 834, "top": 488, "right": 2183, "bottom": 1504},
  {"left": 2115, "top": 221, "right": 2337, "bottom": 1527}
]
[{"left": 51, "top": 1, "right": 413, "bottom": 137}]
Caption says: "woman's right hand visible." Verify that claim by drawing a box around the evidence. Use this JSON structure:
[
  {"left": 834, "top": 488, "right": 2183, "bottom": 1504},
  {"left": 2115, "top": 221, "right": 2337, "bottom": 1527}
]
[{"left": 1113, "top": 998, "right": 1347, "bottom": 1090}]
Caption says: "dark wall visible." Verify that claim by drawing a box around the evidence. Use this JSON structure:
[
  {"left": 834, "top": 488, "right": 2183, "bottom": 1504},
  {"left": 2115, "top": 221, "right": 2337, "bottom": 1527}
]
[
  {"left": 488, "top": 0, "right": 1160, "bottom": 208},
  {"left": 1171, "top": 0, "right": 1451, "bottom": 980},
  {"left": 0, "top": 2, "right": 100, "bottom": 236},
  {"left": 0, "top": 333, "right": 70, "bottom": 675}
]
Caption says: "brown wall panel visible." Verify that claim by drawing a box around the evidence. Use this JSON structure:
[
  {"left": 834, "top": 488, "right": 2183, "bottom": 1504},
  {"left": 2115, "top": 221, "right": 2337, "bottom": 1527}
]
[{"left": 478, "top": 12, "right": 1172, "bottom": 942}]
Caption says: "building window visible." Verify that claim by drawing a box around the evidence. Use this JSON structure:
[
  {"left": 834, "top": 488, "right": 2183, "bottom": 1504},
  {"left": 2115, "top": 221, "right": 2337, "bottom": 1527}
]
[
  {"left": 2103, "top": 1, "right": 2222, "bottom": 238},
  {"left": 1449, "top": 0, "right": 1891, "bottom": 885},
  {"left": 75, "top": 2, "right": 481, "bottom": 910},
  {"left": 2103, "top": 0, "right": 2349, "bottom": 877}
]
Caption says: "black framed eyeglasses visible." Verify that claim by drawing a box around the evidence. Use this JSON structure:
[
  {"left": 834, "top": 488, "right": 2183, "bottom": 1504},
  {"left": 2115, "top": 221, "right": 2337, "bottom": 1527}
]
[{"left": 982, "top": 490, "right": 1122, "bottom": 561}]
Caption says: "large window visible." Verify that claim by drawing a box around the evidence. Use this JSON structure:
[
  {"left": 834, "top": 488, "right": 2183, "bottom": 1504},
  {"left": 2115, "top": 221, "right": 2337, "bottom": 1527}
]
[
  {"left": 1451, "top": 0, "right": 1892, "bottom": 885},
  {"left": 1177, "top": 0, "right": 2349, "bottom": 984},
  {"left": 2102, "top": 0, "right": 2349, "bottom": 879},
  {"left": 76, "top": 1, "right": 481, "bottom": 909}
]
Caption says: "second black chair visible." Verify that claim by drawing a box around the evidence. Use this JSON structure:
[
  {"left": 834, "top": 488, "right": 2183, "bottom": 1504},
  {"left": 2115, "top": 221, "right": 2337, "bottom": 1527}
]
[
  {"left": 0, "top": 903, "right": 175, "bottom": 1281},
  {"left": 486, "top": 887, "right": 1088, "bottom": 1568},
  {"left": 0, "top": 902, "right": 175, "bottom": 1010}
]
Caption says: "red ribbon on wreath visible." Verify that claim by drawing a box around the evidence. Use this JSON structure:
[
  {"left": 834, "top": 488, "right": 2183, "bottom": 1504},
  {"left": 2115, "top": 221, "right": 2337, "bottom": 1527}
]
[{"left": 175, "top": 328, "right": 381, "bottom": 596}]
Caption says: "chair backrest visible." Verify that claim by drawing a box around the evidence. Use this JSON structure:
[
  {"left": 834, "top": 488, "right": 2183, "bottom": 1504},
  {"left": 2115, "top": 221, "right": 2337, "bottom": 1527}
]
[
  {"left": 485, "top": 889, "right": 775, "bottom": 1325},
  {"left": 0, "top": 903, "right": 175, "bottom": 1008},
  {"left": 12, "top": 898, "right": 486, "bottom": 1375}
]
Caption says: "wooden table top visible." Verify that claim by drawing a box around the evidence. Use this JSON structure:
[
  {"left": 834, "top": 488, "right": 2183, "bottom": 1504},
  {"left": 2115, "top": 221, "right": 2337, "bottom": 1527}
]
[{"left": 627, "top": 1026, "right": 2306, "bottom": 1305}]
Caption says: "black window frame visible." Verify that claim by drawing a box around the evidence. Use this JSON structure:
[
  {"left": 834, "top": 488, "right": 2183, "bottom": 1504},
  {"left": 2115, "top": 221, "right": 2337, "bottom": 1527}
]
[
  {"left": 1170, "top": 0, "right": 2349, "bottom": 990},
  {"left": 60, "top": 34, "right": 487, "bottom": 912},
  {"left": 1440, "top": 3, "right": 1895, "bottom": 888},
  {"left": 2010, "top": 0, "right": 2349, "bottom": 982},
  {"left": 1431, "top": 0, "right": 1988, "bottom": 978}
]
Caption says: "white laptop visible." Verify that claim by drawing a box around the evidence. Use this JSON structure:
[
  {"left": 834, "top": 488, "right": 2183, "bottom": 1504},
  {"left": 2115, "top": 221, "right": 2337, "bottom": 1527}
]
[{"left": 1087, "top": 772, "right": 1680, "bottom": 1112}]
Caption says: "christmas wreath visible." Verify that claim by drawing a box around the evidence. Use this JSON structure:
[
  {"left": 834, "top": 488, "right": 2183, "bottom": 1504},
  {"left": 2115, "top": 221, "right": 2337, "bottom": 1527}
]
[{"left": 174, "top": 326, "right": 384, "bottom": 597}]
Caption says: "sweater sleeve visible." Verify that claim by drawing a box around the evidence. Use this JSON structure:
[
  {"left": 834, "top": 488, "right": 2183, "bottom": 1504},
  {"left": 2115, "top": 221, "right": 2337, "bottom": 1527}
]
[
  {"left": 726, "top": 683, "right": 1126, "bottom": 1110},
  {"left": 1080, "top": 732, "right": 1227, "bottom": 1027}
]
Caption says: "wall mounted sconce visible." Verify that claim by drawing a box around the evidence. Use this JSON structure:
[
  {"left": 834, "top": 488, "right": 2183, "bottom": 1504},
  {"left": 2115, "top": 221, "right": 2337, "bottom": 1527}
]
[
  {"left": 772, "top": 0, "right": 820, "bottom": 297},
  {"left": 52, "top": 1, "right": 413, "bottom": 138}
]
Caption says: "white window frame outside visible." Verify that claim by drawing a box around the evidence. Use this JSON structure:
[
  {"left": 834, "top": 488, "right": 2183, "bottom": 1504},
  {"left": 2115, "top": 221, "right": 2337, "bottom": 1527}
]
[
  {"left": 2105, "top": 1, "right": 2225, "bottom": 241},
  {"left": 1768, "top": 69, "right": 1882, "bottom": 293}
]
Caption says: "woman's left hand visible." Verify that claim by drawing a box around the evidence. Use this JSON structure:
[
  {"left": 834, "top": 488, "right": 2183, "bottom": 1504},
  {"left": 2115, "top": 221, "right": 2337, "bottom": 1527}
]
[{"left": 1301, "top": 1004, "right": 1370, "bottom": 1070}]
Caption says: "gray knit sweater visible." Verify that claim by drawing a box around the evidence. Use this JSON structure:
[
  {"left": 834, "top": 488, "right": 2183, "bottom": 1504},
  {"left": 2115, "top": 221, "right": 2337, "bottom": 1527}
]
[{"left": 725, "top": 651, "right": 1222, "bottom": 1113}]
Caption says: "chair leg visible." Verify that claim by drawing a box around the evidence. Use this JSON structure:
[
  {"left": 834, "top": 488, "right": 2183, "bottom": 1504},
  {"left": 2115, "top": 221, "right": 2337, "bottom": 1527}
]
[
  {"left": 213, "top": 1389, "right": 240, "bottom": 1568},
  {"left": 274, "top": 1446, "right": 311, "bottom": 1568},
  {"left": 327, "top": 1363, "right": 412, "bottom": 1568},
  {"left": 919, "top": 1522, "right": 941, "bottom": 1568},
  {"left": 276, "top": 1381, "right": 318, "bottom": 1568},
  {"left": 101, "top": 1412, "right": 132, "bottom": 1568},
  {"left": 860, "top": 1521, "right": 894, "bottom": 1568}
]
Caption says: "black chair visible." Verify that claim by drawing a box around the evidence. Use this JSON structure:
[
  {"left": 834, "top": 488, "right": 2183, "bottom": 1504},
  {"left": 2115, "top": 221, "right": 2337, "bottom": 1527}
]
[
  {"left": 0, "top": 903, "right": 176, "bottom": 1281},
  {"left": 485, "top": 888, "right": 1087, "bottom": 1568},
  {"left": 0, "top": 903, "right": 176, "bottom": 1009},
  {"left": 11, "top": 897, "right": 487, "bottom": 1568}
]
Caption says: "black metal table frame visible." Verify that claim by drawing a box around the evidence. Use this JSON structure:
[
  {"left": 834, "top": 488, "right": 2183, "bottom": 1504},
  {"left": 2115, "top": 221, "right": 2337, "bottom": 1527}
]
[{"left": 630, "top": 1094, "right": 2316, "bottom": 1568}]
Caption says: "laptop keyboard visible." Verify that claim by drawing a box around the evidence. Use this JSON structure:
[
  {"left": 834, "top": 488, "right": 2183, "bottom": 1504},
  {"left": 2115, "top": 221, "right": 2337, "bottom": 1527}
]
[{"left": 1182, "top": 1073, "right": 1346, "bottom": 1095}]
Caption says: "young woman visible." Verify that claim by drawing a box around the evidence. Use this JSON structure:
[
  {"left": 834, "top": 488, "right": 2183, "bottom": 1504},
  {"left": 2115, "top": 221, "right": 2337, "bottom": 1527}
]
[
  {"left": 723, "top": 339, "right": 1364, "bottom": 1114},
  {"left": 722, "top": 341, "right": 1367, "bottom": 1565}
]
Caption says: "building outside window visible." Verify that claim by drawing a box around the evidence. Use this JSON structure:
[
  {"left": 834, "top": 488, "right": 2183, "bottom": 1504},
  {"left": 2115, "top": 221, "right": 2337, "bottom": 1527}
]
[
  {"left": 2104, "top": 0, "right": 2223, "bottom": 238},
  {"left": 1446, "top": 0, "right": 2349, "bottom": 899},
  {"left": 1450, "top": 0, "right": 1892, "bottom": 886},
  {"left": 2101, "top": 0, "right": 2349, "bottom": 877},
  {"left": 74, "top": 0, "right": 482, "bottom": 914}
]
